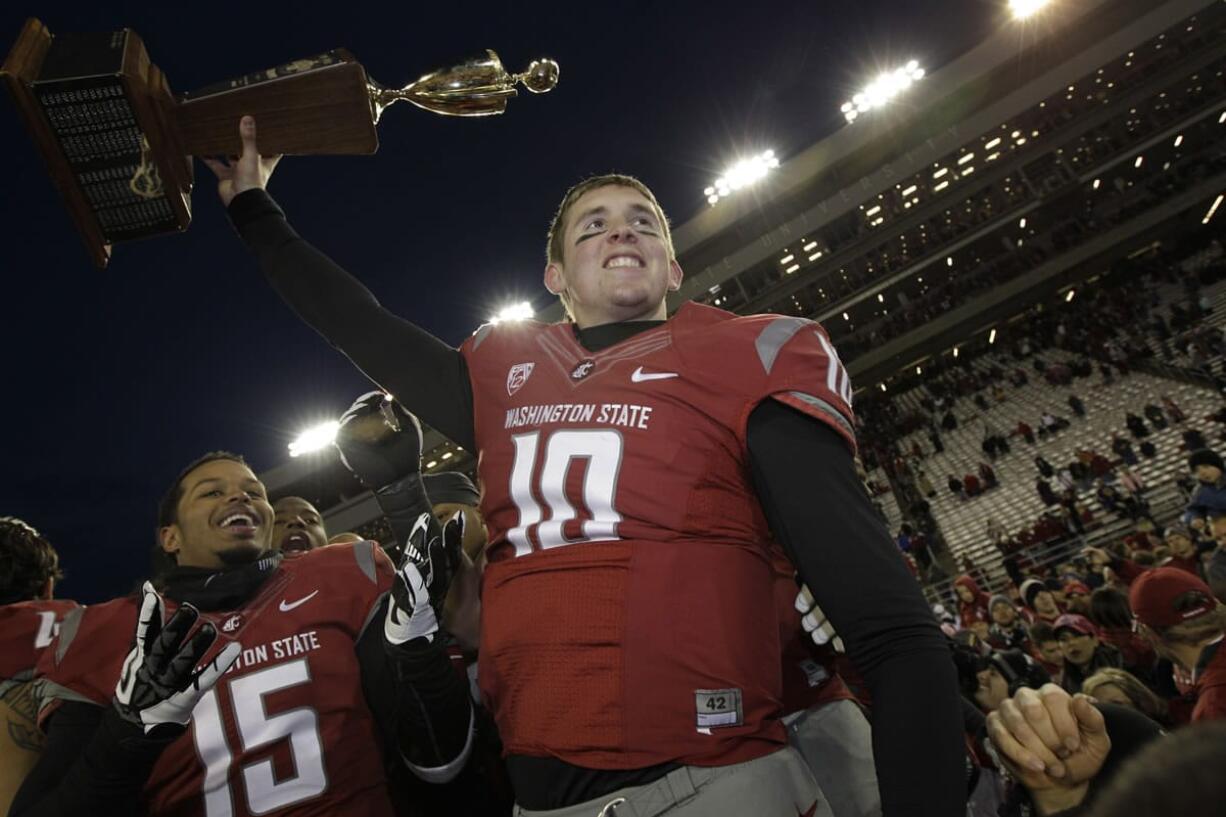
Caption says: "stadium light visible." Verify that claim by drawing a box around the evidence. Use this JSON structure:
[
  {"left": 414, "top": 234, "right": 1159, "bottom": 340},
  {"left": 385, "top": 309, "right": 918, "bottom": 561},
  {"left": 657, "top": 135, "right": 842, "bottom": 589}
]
[
  {"left": 1066, "top": 289, "right": 1076, "bottom": 302},
  {"left": 288, "top": 420, "right": 340, "bottom": 458},
  {"left": 989, "top": 328, "right": 997, "bottom": 345},
  {"left": 488, "top": 301, "right": 535, "bottom": 325},
  {"left": 705, "top": 150, "right": 780, "bottom": 205},
  {"left": 841, "top": 60, "right": 925, "bottom": 123},
  {"left": 1009, "top": 0, "right": 1052, "bottom": 20},
  {"left": 1204, "top": 194, "right": 1223, "bottom": 225}
]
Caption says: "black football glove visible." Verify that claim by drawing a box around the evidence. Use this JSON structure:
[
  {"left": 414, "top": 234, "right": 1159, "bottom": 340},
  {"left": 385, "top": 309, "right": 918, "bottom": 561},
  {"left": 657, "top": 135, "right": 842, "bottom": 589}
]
[
  {"left": 335, "top": 390, "right": 423, "bottom": 488},
  {"left": 113, "top": 582, "right": 240, "bottom": 737},
  {"left": 385, "top": 511, "right": 465, "bottom": 646}
]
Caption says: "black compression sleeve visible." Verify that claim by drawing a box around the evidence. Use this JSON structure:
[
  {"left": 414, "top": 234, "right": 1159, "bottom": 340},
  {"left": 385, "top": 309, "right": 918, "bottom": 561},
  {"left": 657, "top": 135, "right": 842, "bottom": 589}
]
[
  {"left": 227, "top": 189, "right": 476, "bottom": 451},
  {"left": 10, "top": 702, "right": 173, "bottom": 817},
  {"left": 746, "top": 400, "right": 965, "bottom": 817},
  {"left": 356, "top": 600, "right": 473, "bottom": 778}
]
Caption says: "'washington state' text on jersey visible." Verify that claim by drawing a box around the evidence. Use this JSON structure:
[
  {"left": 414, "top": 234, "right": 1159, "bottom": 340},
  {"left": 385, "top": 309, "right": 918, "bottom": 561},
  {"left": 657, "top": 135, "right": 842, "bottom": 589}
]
[
  {"left": 460, "top": 302, "right": 856, "bottom": 769},
  {"left": 37, "top": 543, "right": 396, "bottom": 817}
]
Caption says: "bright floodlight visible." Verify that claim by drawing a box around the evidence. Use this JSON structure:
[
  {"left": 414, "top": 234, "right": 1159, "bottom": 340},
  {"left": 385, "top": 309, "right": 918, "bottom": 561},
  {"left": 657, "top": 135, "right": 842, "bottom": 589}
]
[
  {"left": 488, "top": 301, "right": 534, "bottom": 325},
  {"left": 1009, "top": 0, "right": 1052, "bottom": 20},
  {"left": 705, "top": 150, "right": 780, "bottom": 205},
  {"left": 842, "top": 60, "right": 925, "bottom": 123},
  {"left": 288, "top": 420, "right": 340, "bottom": 458}
]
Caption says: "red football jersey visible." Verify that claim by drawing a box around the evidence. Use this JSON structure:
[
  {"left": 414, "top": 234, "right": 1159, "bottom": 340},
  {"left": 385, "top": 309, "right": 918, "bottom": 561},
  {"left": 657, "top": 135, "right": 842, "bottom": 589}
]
[
  {"left": 460, "top": 302, "right": 856, "bottom": 769},
  {"left": 0, "top": 599, "right": 80, "bottom": 697},
  {"left": 38, "top": 543, "right": 397, "bottom": 817}
]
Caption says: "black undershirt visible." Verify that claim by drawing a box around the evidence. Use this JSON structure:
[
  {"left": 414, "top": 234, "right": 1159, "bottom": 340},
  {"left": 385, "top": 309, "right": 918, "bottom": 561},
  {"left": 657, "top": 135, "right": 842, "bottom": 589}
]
[{"left": 227, "top": 188, "right": 965, "bottom": 815}]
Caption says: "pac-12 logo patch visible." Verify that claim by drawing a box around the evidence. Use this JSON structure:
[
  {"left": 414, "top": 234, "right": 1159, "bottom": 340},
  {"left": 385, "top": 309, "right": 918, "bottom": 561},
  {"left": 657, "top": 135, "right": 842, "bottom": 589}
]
[
  {"left": 507, "top": 362, "right": 535, "bottom": 396},
  {"left": 570, "top": 359, "right": 596, "bottom": 381}
]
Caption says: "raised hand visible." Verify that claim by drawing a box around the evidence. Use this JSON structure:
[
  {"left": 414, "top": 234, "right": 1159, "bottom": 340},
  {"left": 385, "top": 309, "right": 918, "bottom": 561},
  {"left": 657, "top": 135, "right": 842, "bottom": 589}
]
[
  {"left": 113, "top": 582, "right": 241, "bottom": 737},
  {"left": 335, "top": 391, "right": 424, "bottom": 489},
  {"left": 385, "top": 512, "right": 464, "bottom": 646},
  {"left": 199, "top": 116, "right": 283, "bottom": 207}
]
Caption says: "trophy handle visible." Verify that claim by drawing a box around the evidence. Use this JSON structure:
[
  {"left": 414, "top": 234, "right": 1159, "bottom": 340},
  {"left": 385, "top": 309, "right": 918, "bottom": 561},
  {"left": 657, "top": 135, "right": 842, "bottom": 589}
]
[{"left": 369, "top": 49, "right": 559, "bottom": 121}]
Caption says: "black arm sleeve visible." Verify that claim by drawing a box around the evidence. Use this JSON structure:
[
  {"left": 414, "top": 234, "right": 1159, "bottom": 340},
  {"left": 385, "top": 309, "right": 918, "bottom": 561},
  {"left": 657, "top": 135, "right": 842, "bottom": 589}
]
[
  {"left": 227, "top": 189, "right": 476, "bottom": 451},
  {"left": 10, "top": 702, "right": 173, "bottom": 817},
  {"left": 747, "top": 400, "right": 965, "bottom": 817},
  {"left": 356, "top": 600, "right": 474, "bottom": 780}
]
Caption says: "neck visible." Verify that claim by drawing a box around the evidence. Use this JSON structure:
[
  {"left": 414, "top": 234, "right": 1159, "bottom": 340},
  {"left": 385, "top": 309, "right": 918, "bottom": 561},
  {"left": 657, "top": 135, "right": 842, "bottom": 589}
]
[
  {"left": 574, "top": 302, "right": 667, "bottom": 329},
  {"left": 1169, "top": 639, "right": 1214, "bottom": 672}
]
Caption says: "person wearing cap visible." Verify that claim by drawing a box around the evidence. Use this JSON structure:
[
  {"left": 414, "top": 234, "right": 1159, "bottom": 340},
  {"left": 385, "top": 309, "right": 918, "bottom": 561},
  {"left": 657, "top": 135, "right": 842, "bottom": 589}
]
[
  {"left": 1184, "top": 448, "right": 1226, "bottom": 523},
  {"left": 988, "top": 595, "right": 1031, "bottom": 652},
  {"left": 1160, "top": 524, "right": 1207, "bottom": 578},
  {"left": 1020, "top": 578, "right": 1063, "bottom": 625},
  {"left": 1130, "top": 567, "right": 1226, "bottom": 722},
  {"left": 1055, "top": 614, "right": 1122, "bottom": 694},
  {"left": 1064, "top": 581, "right": 1092, "bottom": 616}
]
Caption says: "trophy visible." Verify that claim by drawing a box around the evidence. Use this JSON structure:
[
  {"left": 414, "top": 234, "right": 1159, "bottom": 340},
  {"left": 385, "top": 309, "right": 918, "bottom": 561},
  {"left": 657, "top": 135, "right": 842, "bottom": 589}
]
[{"left": 2, "top": 19, "right": 559, "bottom": 267}]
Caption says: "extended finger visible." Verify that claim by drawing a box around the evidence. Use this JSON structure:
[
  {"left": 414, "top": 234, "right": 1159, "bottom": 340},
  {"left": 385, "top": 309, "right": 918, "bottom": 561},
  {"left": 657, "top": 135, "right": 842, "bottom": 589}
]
[
  {"left": 986, "top": 711, "right": 1047, "bottom": 775},
  {"left": 193, "top": 641, "right": 242, "bottom": 692},
  {"left": 159, "top": 621, "right": 216, "bottom": 690},
  {"left": 996, "top": 696, "right": 1066, "bottom": 777},
  {"left": 239, "top": 115, "right": 259, "bottom": 159},
  {"left": 1040, "top": 684, "right": 1082, "bottom": 753},
  {"left": 135, "top": 582, "right": 163, "bottom": 653},
  {"left": 149, "top": 603, "right": 201, "bottom": 675}
]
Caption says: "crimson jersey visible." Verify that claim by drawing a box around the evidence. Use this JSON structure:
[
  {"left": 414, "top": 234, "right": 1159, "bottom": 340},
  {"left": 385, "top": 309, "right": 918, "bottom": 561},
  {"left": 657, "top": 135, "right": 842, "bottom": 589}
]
[
  {"left": 0, "top": 599, "right": 80, "bottom": 697},
  {"left": 38, "top": 543, "right": 397, "bottom": 817},
  {"left": 460, "top": 302, "right": 856, "bottom": 769}
]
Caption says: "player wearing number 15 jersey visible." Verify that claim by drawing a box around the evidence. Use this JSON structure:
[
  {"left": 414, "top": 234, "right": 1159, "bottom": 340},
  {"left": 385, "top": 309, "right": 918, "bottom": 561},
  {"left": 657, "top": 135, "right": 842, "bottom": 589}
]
[
  {"left": 218, "top": 113, "right": 966, "bottom": 816},
  {"left": 10, "top": 453, "right": 473, "bottom": 817}
]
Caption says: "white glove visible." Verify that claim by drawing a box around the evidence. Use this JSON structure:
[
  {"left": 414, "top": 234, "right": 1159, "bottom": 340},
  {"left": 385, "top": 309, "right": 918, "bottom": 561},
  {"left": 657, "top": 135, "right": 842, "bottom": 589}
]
[
  {"left": 794, "top": 584, "right": 845, "bottom": 653},
  {"left": 384, "top": 513, "right": 454, "bottom": 646},
  {"left": 113, "top": 582, "right": 241, "bottom": 736}
]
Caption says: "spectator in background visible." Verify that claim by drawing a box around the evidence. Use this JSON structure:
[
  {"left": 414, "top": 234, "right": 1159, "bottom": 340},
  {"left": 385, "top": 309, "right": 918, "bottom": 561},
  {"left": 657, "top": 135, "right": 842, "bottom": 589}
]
[
  {"left": 1037, "top": 477, "right": 1058, "bottom": 507},
  {"left": 1125, "top": 412, "right": 1149, "bottom": 439},
  {"left": 1118, "top": 466, "right": 1145, "bottom": 497},
  {"left": 1162, "top": 524, "right": 1204, "bottom": 578},
  {"left": 1112, "top": 434, "right": 1139, "bottom": 466},
  {"left": 955, "top": 574, "right": 992, "bottom": 629},
  {"left": 1088, "top": 587, "right": 1157, "bottom": 686},
  {"left": 988, "top": 596, "right": 1031, "bottom": 652},
  {"left": 948, "top": 474, "right": 964, "bottom": 499},
  {"left": 964, "top": 472, "right": 982, "bottom": 498},
  {"left": 1162, "top": 395, "right": 1186, "bottom": 423},
  {"left": 1183, "top": 426, "right": 1209, "bottom": 451},
  {"left": 1022, "top": 578, "right": 1064, "bottom": 625},
  {"left": 1055, "top": 613, "right": 1123, "bottom": 693},
  {"left": 916, "top": 469, "right": 936, "bottom": 498},
  {"left": 1082, "top": 668, "right": 1172, "bottom": 727},
  {"left": 1068, "top": 393, "right": 1087, "bottom": 418},
  {"left": 1064, "top": 581, "right": 1092, "bottom": 616},
  {"left": 978, "top": 461, "right": 998, "bottom": 490},
  {"left": 1185, "top": 449, "right": 1226, "bottom": 522},
  {"left": 987, "top": 517, "right": 1007, "bottom": 548},
  {"left": 270, "top": 496, "right": 328, "bottom": 554},
  {"left": 1056, "top": 467, "right": 1075, "bottom": 494},
  {"left": 1017, "top": 420, "right": 1036, "bottom": 445},
  {"left": 1034, "top": 454, "right": 1054, "bottom": 478},
  {"left": 1029, "top": 623, "right": 1065, "bottom": 685},
  {"left": 1131, "top": 568, "right": 1226, "bottom": 722},
  {"left": 1139, "top": 438, "right": 1158, "bottom": 459},
  {"left": 1143, "top": 403, "right": 1168, "bottom": 430},
  {"left": 953, "top": 644, "right": 1051, "bottom": 715}
]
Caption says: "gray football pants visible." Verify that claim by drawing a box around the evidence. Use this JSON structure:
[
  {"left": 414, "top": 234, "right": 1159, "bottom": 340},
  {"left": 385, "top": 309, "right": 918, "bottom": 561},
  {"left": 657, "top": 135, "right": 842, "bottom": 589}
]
[
  {"left": 784, "top": 699, "right": 882, "bottom": 817},
  {"left": 511, "top": 745, "right": 830, "bottom": 817}
]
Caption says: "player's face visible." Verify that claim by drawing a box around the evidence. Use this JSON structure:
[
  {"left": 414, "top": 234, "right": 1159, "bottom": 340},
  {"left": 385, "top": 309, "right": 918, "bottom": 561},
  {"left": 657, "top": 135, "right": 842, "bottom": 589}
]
[
  {"left": 273, "top": 496, "right": 327, "bottom": 554},
  {"left": 161, "top": 459, "right": 273, "bottom": 569},
  {"left": 545, "top": 185, "right": 683, "bottom": 328}
]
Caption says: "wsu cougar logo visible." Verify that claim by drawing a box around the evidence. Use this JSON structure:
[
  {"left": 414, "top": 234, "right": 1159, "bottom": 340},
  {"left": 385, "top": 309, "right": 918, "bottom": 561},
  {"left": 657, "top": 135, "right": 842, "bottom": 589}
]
[{"left": 506, "top": 362, "right": 535, "bottom": 396}]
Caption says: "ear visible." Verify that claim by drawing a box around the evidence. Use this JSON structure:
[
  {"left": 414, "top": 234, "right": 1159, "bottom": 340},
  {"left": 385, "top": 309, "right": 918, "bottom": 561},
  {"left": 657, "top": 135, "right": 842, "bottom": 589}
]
[
  {"left": 667, "top": 259, "right": 684, "bottom": 292},
  {"left": 543, "top": 262, "right": 565, "bottom": 296},
  {"left": 159, "top": 524, "right": 182, "bottom": 557}
]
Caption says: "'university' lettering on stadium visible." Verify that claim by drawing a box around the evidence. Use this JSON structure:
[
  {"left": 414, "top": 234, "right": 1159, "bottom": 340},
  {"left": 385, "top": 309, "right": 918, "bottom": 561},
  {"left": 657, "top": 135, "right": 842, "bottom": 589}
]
[{"left": 505, "top": 402, "right": 653, "bottom": 430}]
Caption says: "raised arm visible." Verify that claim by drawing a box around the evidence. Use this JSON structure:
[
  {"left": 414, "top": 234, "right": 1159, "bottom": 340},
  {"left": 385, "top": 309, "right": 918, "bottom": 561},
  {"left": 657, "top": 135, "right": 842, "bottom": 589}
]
[{"left": 203, "top": 117, "right": 475, "bottom": 451}]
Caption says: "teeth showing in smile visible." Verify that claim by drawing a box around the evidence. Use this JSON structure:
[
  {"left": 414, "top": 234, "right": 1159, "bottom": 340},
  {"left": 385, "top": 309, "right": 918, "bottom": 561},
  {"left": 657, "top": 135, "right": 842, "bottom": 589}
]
[
  {"left": 221, "top": 513, "right": 254, "bottom": 528},
  {"left": 605, "top": 256, "right": 644, "bottom": 269}
]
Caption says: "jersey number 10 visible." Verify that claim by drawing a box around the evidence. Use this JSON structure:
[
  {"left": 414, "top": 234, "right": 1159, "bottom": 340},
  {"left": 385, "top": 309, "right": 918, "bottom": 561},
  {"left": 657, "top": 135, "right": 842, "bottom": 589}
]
[{"left": 506, "top": 429, "right": 625, "bottom": 555}]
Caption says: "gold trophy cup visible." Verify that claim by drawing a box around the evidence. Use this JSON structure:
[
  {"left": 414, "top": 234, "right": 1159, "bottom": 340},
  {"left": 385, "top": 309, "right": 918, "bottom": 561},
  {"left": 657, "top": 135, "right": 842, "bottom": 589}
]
[{"left": 2, "top": 19, "right": 559, "bottom": 267}]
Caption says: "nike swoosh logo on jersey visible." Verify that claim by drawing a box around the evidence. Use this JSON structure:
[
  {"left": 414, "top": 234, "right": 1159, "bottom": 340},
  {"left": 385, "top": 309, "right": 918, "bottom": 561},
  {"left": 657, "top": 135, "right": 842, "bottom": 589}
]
[
  {"left": 279, "top": 590, "right": 319, "bottom": 612},
  {"left": 630, "top": 366, "right": 679, "bottom": 382}
]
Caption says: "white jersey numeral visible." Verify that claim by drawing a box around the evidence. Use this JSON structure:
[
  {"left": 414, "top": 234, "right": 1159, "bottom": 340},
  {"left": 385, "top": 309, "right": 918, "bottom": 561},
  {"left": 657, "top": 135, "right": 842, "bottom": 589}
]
[
  {"left": 814, "top": 331, "right": 853, "bottom": 407},
  {"left": 192, "top": 658, "right": 328, "bottom": 816},
  {"left": 506, "top": 429, "right": 625, "bottom": 555},
  {"left": 33, "top": 611, "right": 57, "bottom": 649}
]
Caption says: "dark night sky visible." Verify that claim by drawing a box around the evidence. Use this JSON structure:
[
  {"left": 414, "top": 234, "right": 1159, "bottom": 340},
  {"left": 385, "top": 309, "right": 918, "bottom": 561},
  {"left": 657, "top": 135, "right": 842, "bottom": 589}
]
[{"left": 0, "top": 1, "right": 1000, "bottom": 602}]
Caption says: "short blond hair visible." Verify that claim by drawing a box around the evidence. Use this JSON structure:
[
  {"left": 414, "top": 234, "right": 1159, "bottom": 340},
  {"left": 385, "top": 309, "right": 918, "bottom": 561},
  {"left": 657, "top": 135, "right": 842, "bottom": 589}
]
[
  {"left": 545, "top": 174, "right": 675, "bottom": 268},
  {"left": 1083, "top": 668, "right": 1169, "bottom": 722}
]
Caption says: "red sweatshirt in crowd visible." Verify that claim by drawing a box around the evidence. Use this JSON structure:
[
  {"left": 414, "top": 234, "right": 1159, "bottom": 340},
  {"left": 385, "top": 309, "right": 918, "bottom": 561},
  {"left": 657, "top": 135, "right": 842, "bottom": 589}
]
[{"left": 954, "top": 575, "right": 991, "bottom": 628}]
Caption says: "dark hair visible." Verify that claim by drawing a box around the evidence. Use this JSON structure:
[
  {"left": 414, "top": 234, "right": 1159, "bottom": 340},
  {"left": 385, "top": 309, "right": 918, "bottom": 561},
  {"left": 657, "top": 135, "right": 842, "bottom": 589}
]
[
  {"left": 0, "top": 517, "right": 63, "bottom": 603},
  {"left": 1088, "top": 721, "right": 1226, "bottom": 817},
  {"left": 1089, "top": 586, "right": 1134, "bottom": 630},
  {"left": 1029, "top": 622, "right": 1057, "bottom": 644},
  {"left": 156, "top": 451, "right": 248, "bottom": 529},
  {"left": 1132, "top": 550, "right": 1157, "bottom": 566}
]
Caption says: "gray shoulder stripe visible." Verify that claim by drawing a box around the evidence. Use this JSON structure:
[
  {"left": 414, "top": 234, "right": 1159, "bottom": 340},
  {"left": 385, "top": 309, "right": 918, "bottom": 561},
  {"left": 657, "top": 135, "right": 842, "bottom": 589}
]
[
  {"left": 787, "top": 391, "right": 855, "bottom": 440},
  {"left": 55, "top": 606, "right": 85, "bottom": 665},
  {"left": 471, "top": 324, "right": 494, "bottom": 352},
  {"left": 756, "top": 317, "right": 810, "bottom": 375},
  {"left": 354, "top": 540, "right": 378, "bottom": 584}
]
